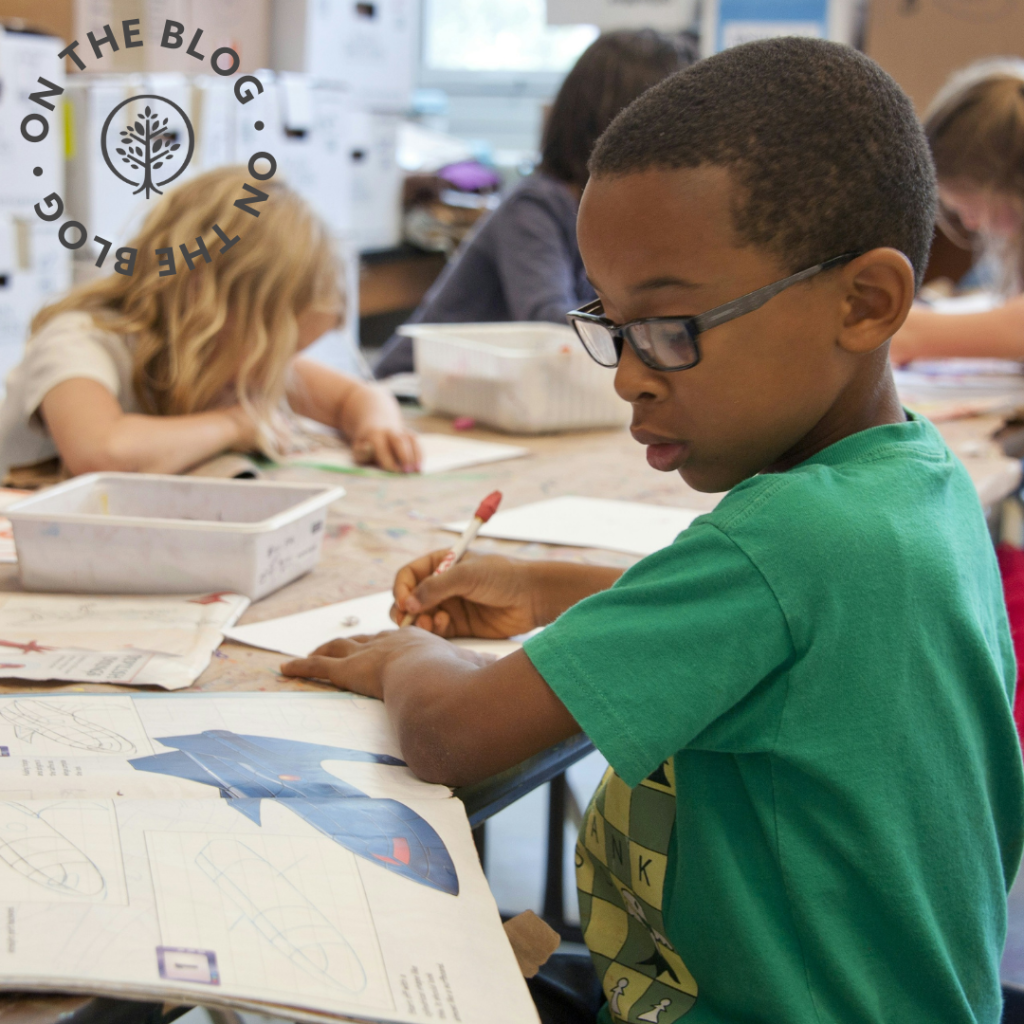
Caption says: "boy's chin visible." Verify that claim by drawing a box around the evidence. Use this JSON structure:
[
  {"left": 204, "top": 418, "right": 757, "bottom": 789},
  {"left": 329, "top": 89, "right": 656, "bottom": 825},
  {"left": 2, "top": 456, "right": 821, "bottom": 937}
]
[{"left": 677, "top": 460, "right": 746, "bottom": 494}]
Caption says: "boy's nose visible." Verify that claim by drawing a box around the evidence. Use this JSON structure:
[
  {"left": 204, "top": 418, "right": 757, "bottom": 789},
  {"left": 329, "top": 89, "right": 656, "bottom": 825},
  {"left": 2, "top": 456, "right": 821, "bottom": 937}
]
[{"left": 613, "top": 341, "right": 669, "bottom": 405}]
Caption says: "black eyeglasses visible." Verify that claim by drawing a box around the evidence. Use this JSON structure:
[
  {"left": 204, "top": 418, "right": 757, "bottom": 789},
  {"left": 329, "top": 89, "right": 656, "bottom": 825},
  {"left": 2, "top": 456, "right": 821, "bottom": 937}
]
[{"left": 566, "top": 252, "right": 862, "bottom": 372}]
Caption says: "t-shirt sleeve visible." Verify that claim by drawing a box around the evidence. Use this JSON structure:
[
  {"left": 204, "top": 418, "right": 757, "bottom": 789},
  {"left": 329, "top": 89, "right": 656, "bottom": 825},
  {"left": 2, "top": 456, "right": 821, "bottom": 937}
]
[
  {"left": 493, "top": 195, "right": 580, "bottom": 323},
  {"left": 18, "top": 314, "right": 124, "bottom": 423},
  {"left": 523, "top": 522, "right": 793, "bottom": 786}
]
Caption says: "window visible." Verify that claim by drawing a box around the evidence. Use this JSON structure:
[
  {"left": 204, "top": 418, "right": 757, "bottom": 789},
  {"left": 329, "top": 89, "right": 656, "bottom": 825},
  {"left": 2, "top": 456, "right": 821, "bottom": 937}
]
[{"left": 422, "top": 0, "right": 598, "bottom": 77}]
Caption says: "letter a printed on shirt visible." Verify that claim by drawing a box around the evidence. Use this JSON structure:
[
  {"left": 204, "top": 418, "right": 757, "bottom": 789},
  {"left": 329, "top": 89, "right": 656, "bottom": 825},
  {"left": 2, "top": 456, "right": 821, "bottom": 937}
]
[{"left": 577, "top": 758, "right": 698, "bottom": 1022}]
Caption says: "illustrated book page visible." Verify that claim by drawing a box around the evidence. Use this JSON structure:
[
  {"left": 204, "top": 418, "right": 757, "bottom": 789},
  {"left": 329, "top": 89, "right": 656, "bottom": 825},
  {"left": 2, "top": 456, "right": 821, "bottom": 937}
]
[{"left": 0, "top": 692, "right": 537, "bottom": 1024}]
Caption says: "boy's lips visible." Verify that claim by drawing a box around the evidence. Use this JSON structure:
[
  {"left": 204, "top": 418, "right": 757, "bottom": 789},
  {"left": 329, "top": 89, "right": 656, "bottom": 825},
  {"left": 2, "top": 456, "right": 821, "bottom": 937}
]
[{"left": 632, "top": 429, "right": 689, "bottom": 471}]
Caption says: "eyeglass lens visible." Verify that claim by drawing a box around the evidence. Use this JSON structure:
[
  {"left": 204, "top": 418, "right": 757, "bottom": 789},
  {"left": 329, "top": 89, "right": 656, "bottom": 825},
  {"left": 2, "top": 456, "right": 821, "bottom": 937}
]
[{"left": 573, "top": 318, "right": 700, "bottom": 370}]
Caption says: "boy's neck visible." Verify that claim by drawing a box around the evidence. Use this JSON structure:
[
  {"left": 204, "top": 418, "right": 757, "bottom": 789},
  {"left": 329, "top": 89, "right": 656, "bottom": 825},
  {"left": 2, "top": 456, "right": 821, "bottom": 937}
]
[{"left": 764, "top": 355, "right": 906, "bottom": 475}]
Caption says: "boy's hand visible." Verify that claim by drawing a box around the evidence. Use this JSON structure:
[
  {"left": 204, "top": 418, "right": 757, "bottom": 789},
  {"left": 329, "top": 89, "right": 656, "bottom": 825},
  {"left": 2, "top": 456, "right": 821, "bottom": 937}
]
[
  {"left": 393, "top": 552, "right": 541, "bottom": 639},
  {"left": 351, "top": 425, "right": 422, "bottom": 474},
  {"left": 280, "top": 629, "right": 480, "bottom": 697}
]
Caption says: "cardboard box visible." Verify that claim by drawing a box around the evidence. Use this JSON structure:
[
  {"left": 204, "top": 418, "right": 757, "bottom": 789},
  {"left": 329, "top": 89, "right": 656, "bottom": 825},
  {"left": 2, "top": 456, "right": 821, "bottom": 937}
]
[
  {"left": 0, "top": 212, "right": 72, "bottom": 390},
  {"left": 349, "top": 109, "right": 401, "bottom": 252},
  {"left": 0, "top": 26, "right": 66, "bottom": 215},
  {"left": 0, "top": 0, "right": 73, "bottom": 43},
  {"left": 72, "top": 0, "right": 268, "bottom": 75},
  {"left": 864, "top": 0, "right": 1024, "bottom": 114},
  {"left": 234, "top": 73, "right": 354, "bottom": 237},
  {"left": 270, "top": 0, "right": 418, "bottom": 111}
]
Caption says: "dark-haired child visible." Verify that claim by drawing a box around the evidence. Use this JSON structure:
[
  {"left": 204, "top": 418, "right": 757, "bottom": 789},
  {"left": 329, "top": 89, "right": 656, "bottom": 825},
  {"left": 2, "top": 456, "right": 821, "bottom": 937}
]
[{"left": 283, "top": 38, "right": 1024, "bottom": 1024}]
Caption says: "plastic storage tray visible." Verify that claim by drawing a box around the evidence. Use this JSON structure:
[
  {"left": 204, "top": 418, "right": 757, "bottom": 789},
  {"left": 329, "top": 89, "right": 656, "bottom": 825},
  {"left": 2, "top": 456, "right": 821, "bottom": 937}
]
[
  {"left": 402, "top": 322, "right": 631, "bottom": 434},
  {"left": 6, "top": 474, "right": 345, "bottom": 600}
]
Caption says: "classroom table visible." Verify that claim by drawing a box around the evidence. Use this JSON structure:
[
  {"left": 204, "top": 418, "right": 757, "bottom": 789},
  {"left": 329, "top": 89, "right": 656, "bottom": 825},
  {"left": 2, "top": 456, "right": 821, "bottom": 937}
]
[{"left": 0, "top": 410, "right": 1021, "bottom": 1023}]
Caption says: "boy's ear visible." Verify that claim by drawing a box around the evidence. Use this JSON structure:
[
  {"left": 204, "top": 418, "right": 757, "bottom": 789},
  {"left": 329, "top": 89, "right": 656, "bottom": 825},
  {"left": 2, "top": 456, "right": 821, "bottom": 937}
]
[{"left": 836, "top": 248, "right": 916, "bottom": 354}]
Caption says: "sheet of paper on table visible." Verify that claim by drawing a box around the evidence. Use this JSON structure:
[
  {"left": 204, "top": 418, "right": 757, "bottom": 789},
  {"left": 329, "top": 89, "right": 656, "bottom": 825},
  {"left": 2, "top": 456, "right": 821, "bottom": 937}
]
[
  {"left": 284, "top": 433, "right": 529, "bottom": 475},
  {"left": 224, "top": 591, "right": 524, "bottom": 661},
  {"left": 0, "top": 592, "right": 249, "bottom": 689},
  {"left": 0, "top": 692, "right": 537, "bottom": 1024},
  {"left": 0, "top": 489, "right": 31, "bottom": 563},
  {"left": 446, "top": 495, "right": 705, "bottom": 557}
]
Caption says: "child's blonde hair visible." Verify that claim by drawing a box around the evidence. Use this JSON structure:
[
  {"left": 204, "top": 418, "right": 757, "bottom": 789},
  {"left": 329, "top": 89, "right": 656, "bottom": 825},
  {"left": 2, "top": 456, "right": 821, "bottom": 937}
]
[
  {"left": 33, "top": 166, "right": 344, "bottom": 443},
  {"left": 925, "top": 59, "right": 1024, "bottom": 294}
]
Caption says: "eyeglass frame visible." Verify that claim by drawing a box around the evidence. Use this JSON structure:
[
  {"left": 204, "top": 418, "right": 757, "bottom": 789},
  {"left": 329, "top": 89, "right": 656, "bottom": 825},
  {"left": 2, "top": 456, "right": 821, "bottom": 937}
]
[{"left": 566, "top": 251, "right": 863, "bottom": 372}]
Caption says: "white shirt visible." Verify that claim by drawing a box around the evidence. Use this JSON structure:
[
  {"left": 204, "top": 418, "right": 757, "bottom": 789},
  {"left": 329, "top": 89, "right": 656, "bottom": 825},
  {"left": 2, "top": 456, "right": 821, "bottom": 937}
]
[{"left": 0, "top": 311, "right": 141, "bottom": 475}]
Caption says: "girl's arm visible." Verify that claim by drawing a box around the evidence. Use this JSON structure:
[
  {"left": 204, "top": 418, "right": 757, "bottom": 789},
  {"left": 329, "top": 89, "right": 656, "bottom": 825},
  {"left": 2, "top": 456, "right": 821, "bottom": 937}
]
[
  {"left": 889, "top": 295, "right": 1024, "bottom": 364},
  {"left": 287, "top": 357, "right": 421, "bottom": 473},
  {"left": 40, "top": 378, "right": 257, "bottom": 476}
]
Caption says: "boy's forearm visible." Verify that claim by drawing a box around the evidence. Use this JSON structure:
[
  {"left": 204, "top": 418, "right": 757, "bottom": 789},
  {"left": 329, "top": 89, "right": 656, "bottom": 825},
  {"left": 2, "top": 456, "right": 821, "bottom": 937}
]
[
  {"left": 380, "top": 643, "right": 580, "bottom": 787},
  {"left": 529, "top": 561, "right": 624, "bottom": 623}
]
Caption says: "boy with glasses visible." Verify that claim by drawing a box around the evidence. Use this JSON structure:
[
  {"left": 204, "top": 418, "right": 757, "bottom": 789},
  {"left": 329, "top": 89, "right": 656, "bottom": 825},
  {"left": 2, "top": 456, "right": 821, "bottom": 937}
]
[{"left": 283, "top": 38, "right": 1024, "bottom": 1024}]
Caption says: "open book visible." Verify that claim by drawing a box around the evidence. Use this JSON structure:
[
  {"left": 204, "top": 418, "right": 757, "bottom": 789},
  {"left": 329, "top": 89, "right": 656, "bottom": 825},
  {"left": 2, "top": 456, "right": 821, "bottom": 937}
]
[{"left": 0, "top": 692, "right": 536, "bottom": 1024}]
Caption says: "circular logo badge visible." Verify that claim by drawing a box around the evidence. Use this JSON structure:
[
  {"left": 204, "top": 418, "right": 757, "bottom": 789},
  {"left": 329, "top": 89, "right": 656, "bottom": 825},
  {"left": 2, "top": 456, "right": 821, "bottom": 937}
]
[{"left": 100, "top": 93, "right": 196, "bottom": 199}]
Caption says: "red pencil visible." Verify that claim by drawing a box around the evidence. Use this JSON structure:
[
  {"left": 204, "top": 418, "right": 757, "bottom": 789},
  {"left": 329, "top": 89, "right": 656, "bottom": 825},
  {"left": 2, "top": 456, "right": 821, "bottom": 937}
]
[{"left": 400, "top": 490, "right": 502, "bottom": 627}]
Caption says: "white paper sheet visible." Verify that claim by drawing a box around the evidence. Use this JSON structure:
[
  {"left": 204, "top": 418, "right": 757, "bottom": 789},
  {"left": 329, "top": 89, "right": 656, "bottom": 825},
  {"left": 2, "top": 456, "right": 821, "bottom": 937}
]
[
  {"left": 0, "top": 648, "right": 153, "bottom": 683},
  {"left": 285, "top": 433, "right": 529, "bottom": 475},
  {"left": 224, "top": 592, "right": 524, "bottom": 662},
  {"left": 446, "top": 495, "right": 704, "bottom": 556},
  {"left": 0, "top": 593, "right": 249, "bottom": 690},
  {"left": 0, "top": 692, "right": 537, "bottom": 1024},
  {"left": 0, "top": 489, "right": 31, "bottom": 564}
]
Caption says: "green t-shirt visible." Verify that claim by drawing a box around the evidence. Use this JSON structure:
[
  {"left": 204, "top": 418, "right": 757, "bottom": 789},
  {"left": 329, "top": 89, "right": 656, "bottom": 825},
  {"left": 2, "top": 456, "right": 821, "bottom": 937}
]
[{"left": 524, "top": 415, "right": 1024, "bottom": 1024}]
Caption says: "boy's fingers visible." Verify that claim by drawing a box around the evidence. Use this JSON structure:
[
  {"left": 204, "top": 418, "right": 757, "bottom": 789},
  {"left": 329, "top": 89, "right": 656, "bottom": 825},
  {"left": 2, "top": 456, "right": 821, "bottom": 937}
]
[
  {"left": 395, "top": 551, "right": 458, "bottom": 610},
  {"left": 309, "top": 637, "right": 358, "bottom": 657},
  {"left": 280, "top": 655, "right": 344, "bottom": 684},
  {"left": 410, "top": 563, "right": 478, "bottom": 613}
]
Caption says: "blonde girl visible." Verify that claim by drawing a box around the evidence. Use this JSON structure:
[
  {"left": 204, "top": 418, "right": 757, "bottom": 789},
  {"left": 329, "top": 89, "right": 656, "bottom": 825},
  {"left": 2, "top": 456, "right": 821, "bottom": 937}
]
[
  {"left": 891, "top": 60, "right": 1024, "bottom": 363},
  {"left": 0, "top": 166, "right": 420, "bottom": 479}
]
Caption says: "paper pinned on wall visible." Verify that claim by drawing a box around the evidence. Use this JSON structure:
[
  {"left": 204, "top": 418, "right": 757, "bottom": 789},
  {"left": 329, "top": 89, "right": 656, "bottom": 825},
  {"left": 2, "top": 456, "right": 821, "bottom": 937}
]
[
  {"left": 284, "top": 433, "right": 529, "bottom": 475},
  {"left": 445, "top": 495, "right": 706, "bottom": 556},
  {"left": 224, "top": 591, "right": 525, "bottom": 662}
]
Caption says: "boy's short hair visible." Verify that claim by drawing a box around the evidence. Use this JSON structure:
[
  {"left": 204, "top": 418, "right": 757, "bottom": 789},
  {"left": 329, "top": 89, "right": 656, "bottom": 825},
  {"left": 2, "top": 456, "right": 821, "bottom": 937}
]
[{"left": 589, "top": 38, "right": 937, "bottom": 288}]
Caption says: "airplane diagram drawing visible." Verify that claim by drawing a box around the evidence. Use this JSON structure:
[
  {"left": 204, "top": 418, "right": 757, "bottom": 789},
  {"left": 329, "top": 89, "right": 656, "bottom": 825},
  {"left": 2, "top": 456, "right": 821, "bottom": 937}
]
[
  {"left": 196, "top": 838, "right": 368, "bottom": 992},
  {"left": 0, "top": 801, "right": 104, "bottom": 898},
  {"left": 0, "top": 699, "right": 138, "bottom": 753},
  {"left": 130, "top": 731, "right": 459, "bottom": 895}
]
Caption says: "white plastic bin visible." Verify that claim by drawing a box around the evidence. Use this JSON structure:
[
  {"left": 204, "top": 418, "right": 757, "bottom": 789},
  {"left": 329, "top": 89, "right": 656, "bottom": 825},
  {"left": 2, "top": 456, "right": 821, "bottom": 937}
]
[
  {"left": 6, "top": 474, "right": 345, "bottom": 601},
  {"left": 402, "top": 322, "right": 632, "bottom": 434}
]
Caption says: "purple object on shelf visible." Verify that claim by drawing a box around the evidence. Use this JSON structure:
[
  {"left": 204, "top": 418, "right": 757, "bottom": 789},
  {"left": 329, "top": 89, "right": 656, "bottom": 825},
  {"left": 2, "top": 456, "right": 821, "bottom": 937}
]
[{"left": 438, "top": 160, "right": 501, "bottom": 193}]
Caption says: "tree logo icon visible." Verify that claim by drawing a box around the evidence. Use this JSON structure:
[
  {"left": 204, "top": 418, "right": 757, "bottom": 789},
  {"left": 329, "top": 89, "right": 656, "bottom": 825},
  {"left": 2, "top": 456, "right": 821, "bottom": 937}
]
[{"left": 100, "top": 93, "right": 195, "bottom": 198}]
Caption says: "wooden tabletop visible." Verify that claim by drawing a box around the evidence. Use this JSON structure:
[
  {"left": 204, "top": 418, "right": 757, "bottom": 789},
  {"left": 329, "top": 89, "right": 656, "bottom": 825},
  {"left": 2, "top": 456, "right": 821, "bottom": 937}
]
[{"left": 0, "top": 410, "right": 1018, "bottom": 701}]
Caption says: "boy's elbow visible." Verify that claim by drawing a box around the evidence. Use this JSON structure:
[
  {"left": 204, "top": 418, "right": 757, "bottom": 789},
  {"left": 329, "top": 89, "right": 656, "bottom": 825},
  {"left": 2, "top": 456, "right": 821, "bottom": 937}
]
[{"left": 397, "top": 703, "right": 491, "bottom": 789}]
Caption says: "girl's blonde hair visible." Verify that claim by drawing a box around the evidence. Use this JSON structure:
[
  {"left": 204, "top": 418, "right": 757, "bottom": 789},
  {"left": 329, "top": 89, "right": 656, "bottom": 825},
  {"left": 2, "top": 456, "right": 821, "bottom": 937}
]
[
  {"left": 925, "top": 59, "right": 1024, "bottom": 294},
  {"left": 33, "top": 166, "right": 344, "bottom": 444}
]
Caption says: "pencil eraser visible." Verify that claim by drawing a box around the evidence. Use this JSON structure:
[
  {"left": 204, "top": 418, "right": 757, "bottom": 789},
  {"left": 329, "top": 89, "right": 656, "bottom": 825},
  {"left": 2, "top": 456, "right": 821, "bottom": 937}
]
[{"left": 474, "top": 491, "right": 503, "bottom": 523}]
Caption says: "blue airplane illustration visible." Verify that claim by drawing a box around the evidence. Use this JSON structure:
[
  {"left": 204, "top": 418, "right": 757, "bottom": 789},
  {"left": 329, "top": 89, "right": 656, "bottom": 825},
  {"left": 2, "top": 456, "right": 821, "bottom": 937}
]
[{"left": 129, "top": 730, "right": 458, "bottom": 895}]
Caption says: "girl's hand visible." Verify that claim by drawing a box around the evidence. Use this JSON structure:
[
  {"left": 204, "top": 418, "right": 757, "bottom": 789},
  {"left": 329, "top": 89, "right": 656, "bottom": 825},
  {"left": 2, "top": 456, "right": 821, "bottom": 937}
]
[
  {"left": 393, "top": 551, "right": 541, "bottom": 638},
  {"left": 224, "top": 404, "right": 261, "bottom": 453},
  {"left": 351, "top": 425, "right": 422, "bottom": 473}
]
